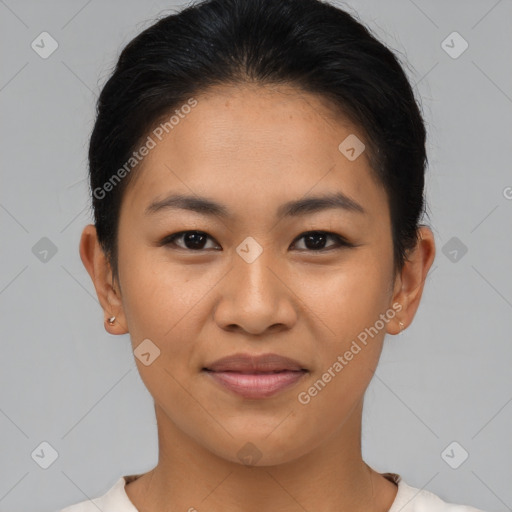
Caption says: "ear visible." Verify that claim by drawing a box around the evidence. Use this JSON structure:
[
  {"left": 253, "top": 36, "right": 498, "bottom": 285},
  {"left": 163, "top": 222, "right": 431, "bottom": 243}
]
[
  {"left": 79, "top": 224, "right": 128, "bottom": 335},
  {"left": 387, "top": 226, "right": 436, "bottom": 335}
]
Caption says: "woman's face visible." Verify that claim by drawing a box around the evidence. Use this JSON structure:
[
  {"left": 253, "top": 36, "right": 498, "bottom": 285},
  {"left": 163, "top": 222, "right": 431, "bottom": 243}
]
[{"left": 111, "top": 84, "right": 407, "bottom": 465}]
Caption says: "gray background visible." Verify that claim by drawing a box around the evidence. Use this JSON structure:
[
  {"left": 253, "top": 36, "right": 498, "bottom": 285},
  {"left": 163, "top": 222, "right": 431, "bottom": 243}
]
[{"left": 1, "top": 0, "right": 511, "bottom": 510}]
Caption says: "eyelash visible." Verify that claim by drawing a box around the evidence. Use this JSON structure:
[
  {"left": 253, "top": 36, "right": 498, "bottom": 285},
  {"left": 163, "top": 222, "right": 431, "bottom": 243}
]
[{"left": 160, "top": 230, "right": 353, "bottom": 252}]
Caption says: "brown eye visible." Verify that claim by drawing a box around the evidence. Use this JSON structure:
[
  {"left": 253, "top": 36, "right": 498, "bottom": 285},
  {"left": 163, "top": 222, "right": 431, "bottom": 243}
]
[
  {"left": 162, "top": 231, "right": 220, "bottom": 251},
  {"left": 291, "top": 231, "right": 352, "bottom": 251}
]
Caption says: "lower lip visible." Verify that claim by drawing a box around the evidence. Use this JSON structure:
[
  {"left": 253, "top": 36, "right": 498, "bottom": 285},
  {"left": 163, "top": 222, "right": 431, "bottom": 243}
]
[{"left": 204, "top": 370, "right": 307, "bottom": 399}]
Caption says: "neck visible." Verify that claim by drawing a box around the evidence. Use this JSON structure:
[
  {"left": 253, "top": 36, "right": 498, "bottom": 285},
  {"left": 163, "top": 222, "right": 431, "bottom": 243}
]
[{"left": 126, "top": 398, "right": 396, "bottom": 512}]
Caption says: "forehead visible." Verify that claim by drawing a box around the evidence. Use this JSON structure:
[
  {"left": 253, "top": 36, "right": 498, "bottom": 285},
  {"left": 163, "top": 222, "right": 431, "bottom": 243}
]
[{"left": 120, "top": 84, "right": 388, "bottom": 226}]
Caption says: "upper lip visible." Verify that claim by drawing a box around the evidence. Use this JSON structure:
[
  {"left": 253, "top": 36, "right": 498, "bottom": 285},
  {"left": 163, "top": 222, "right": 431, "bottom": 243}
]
[{"left": 203, "top": 353, "right": 307, "bottom": 373}]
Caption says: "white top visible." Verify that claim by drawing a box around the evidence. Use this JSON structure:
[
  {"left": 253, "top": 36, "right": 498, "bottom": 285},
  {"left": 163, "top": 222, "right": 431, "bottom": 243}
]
[{"left": 59, "top": 472, "right": 487, "bottom": 512}]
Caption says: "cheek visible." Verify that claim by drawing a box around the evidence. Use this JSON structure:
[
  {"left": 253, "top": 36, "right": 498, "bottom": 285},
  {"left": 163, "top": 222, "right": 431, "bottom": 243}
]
[
  {"left": 290, "top": 270, "right": 388, "bottom": 435},
  {"left": 294, "top": 256, "right": 391, "bottom": 396},
  {"left": 118, "top": 247, "right": 201, "bottom": 337},
  {"left": 118, "top": 251, "right": 222, "bottom": 376},
  {"left": 118, "top": 261, "right": 205, "bottom": 398},
  {"left": 295, "top": 256, "right": 391, "bottom": 340}
]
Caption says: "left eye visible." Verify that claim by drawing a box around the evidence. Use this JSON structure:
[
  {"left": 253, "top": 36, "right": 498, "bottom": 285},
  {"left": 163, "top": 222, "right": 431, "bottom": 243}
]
[
  {"left": 160, "top": 230, "right": 352, "bottom": 252},
  {"left": 291, "top": 231, "right": 351, "bottom": 251}
]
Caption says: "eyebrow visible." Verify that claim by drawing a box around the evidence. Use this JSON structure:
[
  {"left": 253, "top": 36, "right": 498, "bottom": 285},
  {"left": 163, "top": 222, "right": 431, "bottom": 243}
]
[{"left": 144, "top": 191, "right": 366, "bottom": 219}]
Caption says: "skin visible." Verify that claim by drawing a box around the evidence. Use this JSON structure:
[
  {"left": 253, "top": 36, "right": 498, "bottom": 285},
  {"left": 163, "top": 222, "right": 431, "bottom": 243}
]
[{"left": 80, "top": 83, "right": 435, "bottom": 512}]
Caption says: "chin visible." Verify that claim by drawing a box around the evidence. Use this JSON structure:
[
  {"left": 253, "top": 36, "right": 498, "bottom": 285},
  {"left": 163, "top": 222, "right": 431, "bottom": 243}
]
[{"left": 203, "top": 431, "right": 315, "bottom": 468}]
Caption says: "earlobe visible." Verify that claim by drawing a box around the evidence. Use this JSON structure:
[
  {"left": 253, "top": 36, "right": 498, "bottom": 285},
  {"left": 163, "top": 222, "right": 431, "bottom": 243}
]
[{"left": 79, "top": 224, "right": 128, "bottom": 335}]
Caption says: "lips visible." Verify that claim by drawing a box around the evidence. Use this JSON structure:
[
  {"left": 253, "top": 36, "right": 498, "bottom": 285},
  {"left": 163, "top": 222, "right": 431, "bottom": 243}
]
[
  {"left": 202, "top": 353, "right": 308, "bottom": 399},
  {"left": 203, "top": 352, "right": 307, "bottom": 373}
]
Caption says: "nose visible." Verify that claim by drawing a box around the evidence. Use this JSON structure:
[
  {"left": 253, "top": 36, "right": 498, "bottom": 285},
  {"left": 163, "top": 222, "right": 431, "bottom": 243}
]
[{"left": 212, "top": 249, "right": 298, "bottom": 336}]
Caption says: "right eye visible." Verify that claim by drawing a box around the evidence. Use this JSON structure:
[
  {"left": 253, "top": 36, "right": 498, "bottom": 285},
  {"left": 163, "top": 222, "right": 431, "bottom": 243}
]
[{"left": 160, "top": 230, "right": 221, "bottom": 251}]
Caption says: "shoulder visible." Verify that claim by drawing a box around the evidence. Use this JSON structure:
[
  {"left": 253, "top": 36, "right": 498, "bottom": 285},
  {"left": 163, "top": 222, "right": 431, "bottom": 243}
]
[
  {"left": 384, "top": 473, "right": 488, "bottom": 512},
  {"left": 57, "top": 472, "right": 488, "bottom": 512},
  {"left": 57, "top": 475, "right": 140, "bottom": 512}
]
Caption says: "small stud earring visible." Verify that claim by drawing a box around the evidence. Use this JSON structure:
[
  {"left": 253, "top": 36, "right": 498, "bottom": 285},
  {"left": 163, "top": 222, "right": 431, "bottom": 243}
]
[
  {"left": 398, "top": 320, "right": 405, "bottom": 334},
  {"left": 108, "top": 316, "right": 116, "bottom": 325}
]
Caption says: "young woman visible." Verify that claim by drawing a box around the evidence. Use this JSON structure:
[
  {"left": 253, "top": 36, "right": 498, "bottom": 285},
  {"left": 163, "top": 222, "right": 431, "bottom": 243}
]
[{"left": 61, "top": 0, "right": 485, "bottom": 510}]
